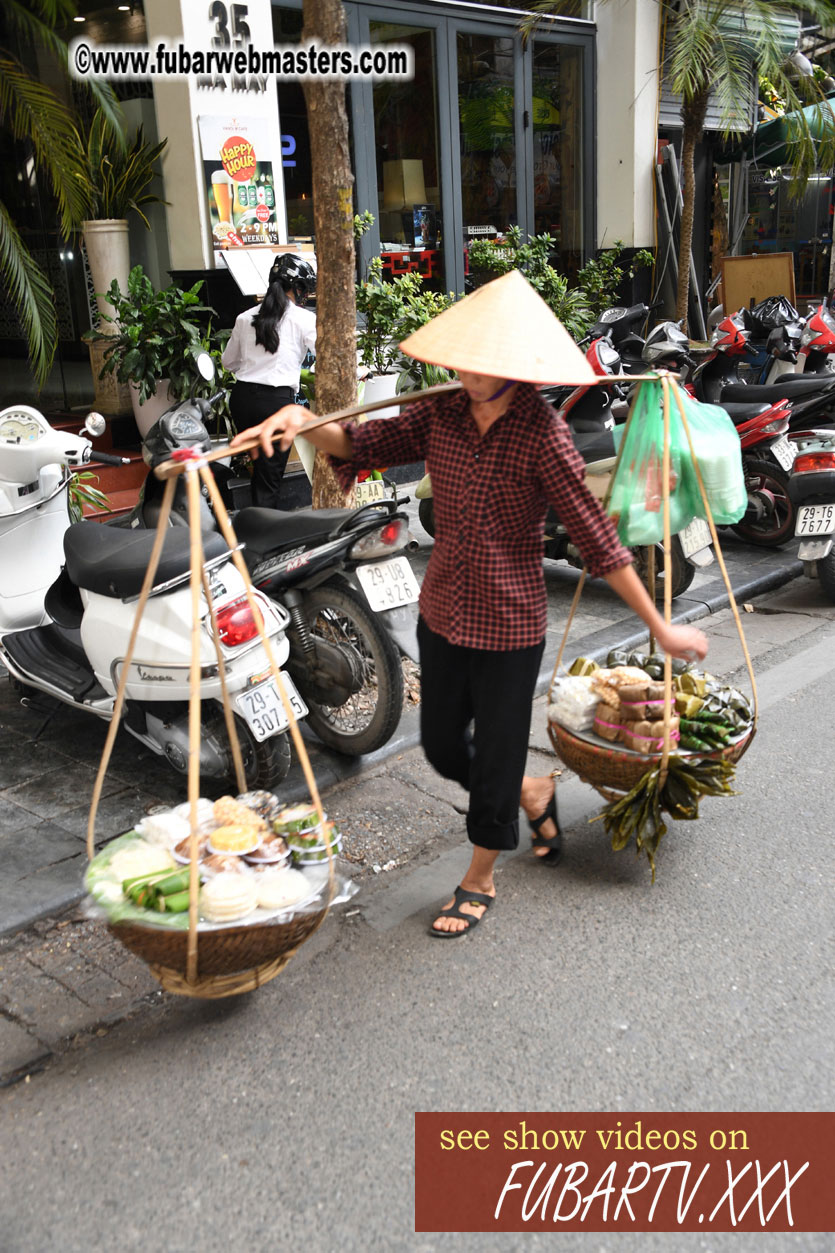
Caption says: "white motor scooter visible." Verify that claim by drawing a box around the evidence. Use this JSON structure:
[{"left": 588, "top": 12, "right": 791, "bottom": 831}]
[{"left": 0, "top": 397, "right": 306, "bottom": 790}]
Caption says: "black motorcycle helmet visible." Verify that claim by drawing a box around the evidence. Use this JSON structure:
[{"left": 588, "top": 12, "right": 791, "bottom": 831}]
[{"left": 269, "top": 253, "right": 317, "bottom": 305}]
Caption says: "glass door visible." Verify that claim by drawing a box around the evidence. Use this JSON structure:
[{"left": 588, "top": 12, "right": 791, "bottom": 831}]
[
  {"left": 529, "top": 37, "right": 590, "bottom": 280},
  {"left": 455, "top": 29, "right": 521, "bottom": 238}
]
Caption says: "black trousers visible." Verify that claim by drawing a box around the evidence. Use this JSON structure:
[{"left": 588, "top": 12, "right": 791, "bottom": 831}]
[
  {"left": 229, "top": 381, "right": 295, "bottom": 509},
  {"left": 417, "top": 617, "right": 545, "bottom": 851}
]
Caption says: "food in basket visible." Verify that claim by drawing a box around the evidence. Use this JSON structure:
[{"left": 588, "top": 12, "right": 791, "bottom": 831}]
[
  {"left": 202, "top": 853, "right": 249, "bottom": 875},
  {"left": 108, "top": 842, "right": 175, "bottom": 883},
  {"left": 213, "top": 795, "right": 268, "bottom": 833},
  {"left": 172, "top": 797, "right": 218, "bottom": 834},
  {"left": 244, "top": 833, "right": 290, "bottom": 865},
  {"left": 135, "top": 811, "right": 191, "bottom": 848},
  {"left": 200, "top": 872, "right": 258, "bottom": 922},
  {"left": 209, "top": 823, "right": 262, "bottom": 854},
  {"left": 568, "top": 656, "right": 600, "bottom": 677},
  {"left": 173, "top": 834, "right": 210, "bottom": 864},
  {"left": 593, "top": 704, "right": 627, "bottom": 743},
  {"left": 236, "top": 790, "right": 284, "bottom": 825},
  {"left": 591, "top": 667, "right": 650, "bottom": 708},
  {"left": 622, "top": 716, "right": 680, "bottom": 753},
  {"left": 253, "top": 866, "right": 310, "bottom": 911},
  {"left": 548, "top": 675, "right": 598, "bottom": 732},
  {"left": 273, "top": 804, "right": 320, "bottom": 835},
  {"left": 123, "top": 866, "right": 193, "bottom": 913},
  {"left": 289, "top": 820, "right": 343, "bottom": 863}
]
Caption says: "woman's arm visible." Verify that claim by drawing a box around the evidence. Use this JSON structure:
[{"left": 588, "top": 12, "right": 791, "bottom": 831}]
[
  {"left": 604, "top": 564, "right": 708, "bottom": 661},
  {"left": 221, "top": 320, "right": 243, "bottom": 374},
  {"left": 229, "top": 404, "right": 352, "bottom": 461}
]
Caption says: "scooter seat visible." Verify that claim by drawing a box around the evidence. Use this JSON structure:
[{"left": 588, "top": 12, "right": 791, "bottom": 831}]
[
  {"left": 63, "top": 523, "right": 229, "bottom": 598},
  {"left": 721, "top": 378, "right": 834, "bottom": 404},
  {"left": 234, "top": 506, "right": 363, "bottom": 555},
  {"left": 719, "top": 402, "right": 771, "bottom": 426}
]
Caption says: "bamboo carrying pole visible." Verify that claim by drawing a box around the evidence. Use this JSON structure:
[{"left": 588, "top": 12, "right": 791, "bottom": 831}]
[{"left": 154, "top": 380, "right": 464, "bottom": 481}]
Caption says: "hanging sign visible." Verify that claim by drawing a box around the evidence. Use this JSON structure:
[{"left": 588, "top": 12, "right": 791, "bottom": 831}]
[{"left": 198, "top": 114, "right": 280, "bottom": 249}]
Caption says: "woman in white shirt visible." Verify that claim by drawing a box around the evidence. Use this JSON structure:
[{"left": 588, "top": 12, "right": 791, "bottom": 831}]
[{"left": 221, "top": 253, "right": 317, "bottom": 508}]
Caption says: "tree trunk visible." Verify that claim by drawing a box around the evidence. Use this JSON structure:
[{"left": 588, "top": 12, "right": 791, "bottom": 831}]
[
  {"left": 675, "top": 89, "right": 710, "bottom": 333},
  {"left": 302, "top": 0, "right": 357, "bottom": 508}
]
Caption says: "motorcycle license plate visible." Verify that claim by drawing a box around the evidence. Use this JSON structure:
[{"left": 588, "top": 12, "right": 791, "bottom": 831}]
[
  {"left": 678, "top": 516, "right": 712, "bottom": 559},
  {"left": 355, "top": 556, "right": 420, "bottom": 612},
  {"left": 354, "top": 479, "right": 387, "bottom": 506},
  {"left": 795, "top": 503, "right": 835, "bottom": 537},
  {"left": 235, "top": 674, "right": 308, "bottom": 743},
  {"left": 770, "top": 435, "right": 795, "bottom": 471}
]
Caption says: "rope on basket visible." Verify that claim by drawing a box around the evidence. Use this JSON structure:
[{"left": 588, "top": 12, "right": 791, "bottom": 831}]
[
  {"left": 86, "top": 451, "right": 338, "bottom": 991},
  {"left": 547, "top": 371, "right": 758, "bottom": 789}
]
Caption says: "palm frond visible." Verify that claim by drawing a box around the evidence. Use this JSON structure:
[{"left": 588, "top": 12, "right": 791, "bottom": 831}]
[
  {"left": 1, "top": 0, "right": 78, "bottom": 65},
  {"left": 0, "top": 54, "right": 93, "bottom": 234},
  {"left": 0, "top": 200, "right": 57, "bottom": 389}
]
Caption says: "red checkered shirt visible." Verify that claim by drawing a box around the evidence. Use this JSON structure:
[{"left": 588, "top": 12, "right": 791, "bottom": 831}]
[{"left": 331, "top": 383, "right": 632, "bottom": 650}]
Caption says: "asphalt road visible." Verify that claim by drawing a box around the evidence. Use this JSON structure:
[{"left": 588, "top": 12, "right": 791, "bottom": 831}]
[{"left": 2, "top": 591, "right": 832, "bottom": 1251}]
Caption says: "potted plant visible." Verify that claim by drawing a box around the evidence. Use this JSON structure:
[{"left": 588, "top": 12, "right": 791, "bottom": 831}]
[
  {"left": 86, "top": 265, "right": 219, "bottom": 436},
  {"left": 76, "top": 109, "right": 168, "bottom": 325},
  {"left": 355, "top": 258, "right": 457, "bottom": 413}
]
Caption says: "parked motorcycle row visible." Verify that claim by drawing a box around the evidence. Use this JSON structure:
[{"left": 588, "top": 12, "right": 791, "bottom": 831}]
[
  {"left": 0, "top": 358, "right": 421, "bottom": 786},
  {"left": 4, "top": 291, "right": 834, "bottom": 777}
]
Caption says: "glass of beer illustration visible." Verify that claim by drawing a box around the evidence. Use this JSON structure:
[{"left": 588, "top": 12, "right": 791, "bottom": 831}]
[{"left": 211, "top": 169, "right": 235, "bottom": 225}]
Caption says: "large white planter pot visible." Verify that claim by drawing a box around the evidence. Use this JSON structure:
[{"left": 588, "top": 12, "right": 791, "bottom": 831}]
[
  {"left": 359, "top": 373, "right": 400, "bottom": 420},
  {"left": 81, "top": 219, "right": 130, "bottom": 325},
  {"left": 130, "top": 379, "right": 175, "bottom": 438}
]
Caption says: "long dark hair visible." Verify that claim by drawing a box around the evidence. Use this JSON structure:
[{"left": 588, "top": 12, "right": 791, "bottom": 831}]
[{"left": 252, "top": 280, "right": 289, "bottom": 355}]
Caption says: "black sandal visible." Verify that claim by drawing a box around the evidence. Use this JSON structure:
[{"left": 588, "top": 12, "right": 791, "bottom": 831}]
[
  {"left": 430, "top": 886, "right": 494, "bottom": 939},
  {"left": 528, "top": 787, "right": 563, "bottom": 866}
]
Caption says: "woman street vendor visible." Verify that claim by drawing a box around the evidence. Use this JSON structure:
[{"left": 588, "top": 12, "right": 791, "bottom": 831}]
[{"left": 231, "top": 270, "right": 708, "bottom": 938}]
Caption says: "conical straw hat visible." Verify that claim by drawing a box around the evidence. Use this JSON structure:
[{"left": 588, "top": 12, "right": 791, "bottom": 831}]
[{"left": 399, "top": 268, "right": 596, "bottom": 385}]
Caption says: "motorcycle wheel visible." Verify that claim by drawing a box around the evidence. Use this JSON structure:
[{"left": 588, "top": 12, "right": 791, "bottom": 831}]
[
  {"left": 731, "top": 458, "right": 795, "bottom": 548},
  {"left": 631, "top": 538, "right": 695, "bottom": 601},
  {"left": 818, "top": 550, "right": 835, "bottom": 603},
  {"left": 418, "top": 496, "right": 435, "bottom": 539},
  {"left": 227, "top": 715, "right": 291, "bottom": 791},
  {"left": 300, "top": 582, "right": 404, "bottom": 756}
]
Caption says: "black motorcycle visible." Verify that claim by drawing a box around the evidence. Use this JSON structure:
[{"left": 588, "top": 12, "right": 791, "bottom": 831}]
[{"left": 125, "top": 393, "right": 419, "bottom": 757}]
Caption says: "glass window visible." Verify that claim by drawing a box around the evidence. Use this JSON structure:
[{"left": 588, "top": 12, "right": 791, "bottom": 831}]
[
  {"left": 272, "top": 7, "right": 314, "bottom": 238},
  {"left": 369, "top": 22, "right": 445, "bottom": 291},
  {"left": 457, "top": 31, "right": 517, "bottom": 236},
  {"left": 532, "top": 40, "right": 585, "bottom": 277}
]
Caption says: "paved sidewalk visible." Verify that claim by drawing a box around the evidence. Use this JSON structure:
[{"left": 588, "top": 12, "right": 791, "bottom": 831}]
[
  {"left": 1, "top": 575, "right": 833, "bottom": 1086},
  {"left": 0, "top": 485, "right": 804, "bottom": 940}
]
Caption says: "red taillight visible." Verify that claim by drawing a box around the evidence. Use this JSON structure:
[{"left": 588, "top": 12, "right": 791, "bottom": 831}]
[
  {"left": 214, "top": 595, "right": 261, "bottom": 647},
  {"left": 380, "top": 520, "right": 401, "bottom": 546},
  {"left": 793, "top": 450, "right": 835, "bottom": 474}
]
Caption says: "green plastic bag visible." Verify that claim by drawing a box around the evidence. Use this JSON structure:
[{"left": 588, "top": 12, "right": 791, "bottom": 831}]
[
  {"left": 673, "top": 390, "right": 747, "bottom": 526},
  {"left": 607, "top": 379, "right": 692, "bottom": 546}
]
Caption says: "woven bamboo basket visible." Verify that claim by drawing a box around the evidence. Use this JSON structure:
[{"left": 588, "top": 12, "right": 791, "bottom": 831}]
[
  {"left": 546, "top": 371, "right": 758, "bottom": 805},
  {"left": 548, "top": 720, "right": 754, "bottom": 796},
  {"left": 87, "top": 384, "right": 456, "bottom": 998}
]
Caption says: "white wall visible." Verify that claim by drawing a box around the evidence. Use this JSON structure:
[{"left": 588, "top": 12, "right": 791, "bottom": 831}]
[
  {"left": 143, "top": 0, "right": 285, "bottom": 270},
  {"left": 595, "top": 0, "right": 661, "bottom": 248}
]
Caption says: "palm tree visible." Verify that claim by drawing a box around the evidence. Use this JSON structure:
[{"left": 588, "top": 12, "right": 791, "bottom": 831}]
[
  {"left": 0, "top": 0, "right": 120, "bottom": 387},
  {"left": 523, "top": 1, "right": 835, "bottom": 330}
]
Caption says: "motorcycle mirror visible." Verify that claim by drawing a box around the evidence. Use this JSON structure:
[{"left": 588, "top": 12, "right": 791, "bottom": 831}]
[
  {"left": 196, "top": 352, "right": 215, "bottom": 383},
  {"left": 84, "top": 412, "right": 106, "bottom": 438}
]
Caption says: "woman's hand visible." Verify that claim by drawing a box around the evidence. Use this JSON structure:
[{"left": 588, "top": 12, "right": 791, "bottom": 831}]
[
  {"left": 229, "top": 404, "right": 310, "bottom": 459},
  {"left": 655, "top": 622, "right": 709, "bottom": 663}
]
